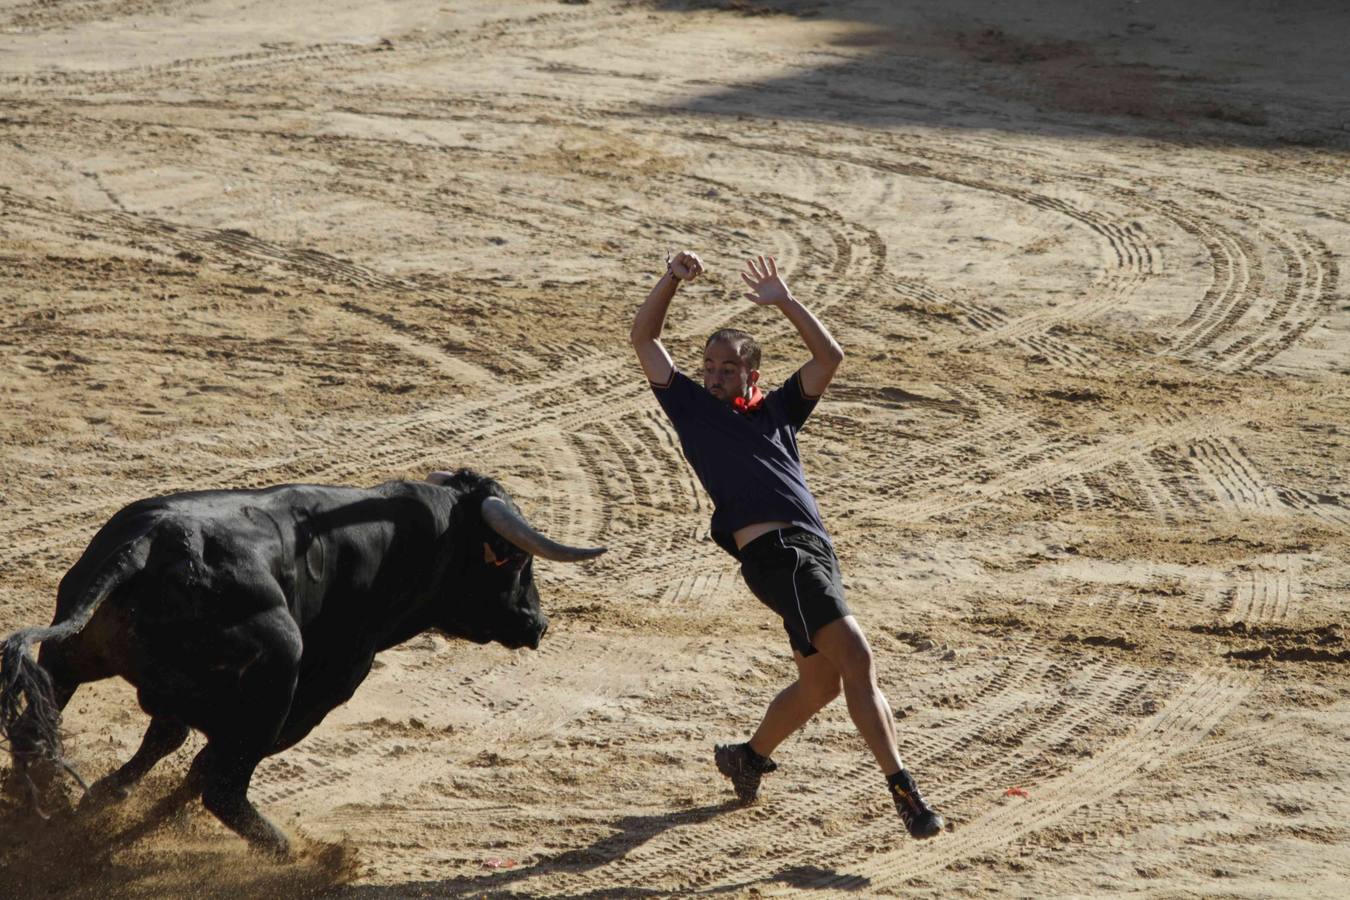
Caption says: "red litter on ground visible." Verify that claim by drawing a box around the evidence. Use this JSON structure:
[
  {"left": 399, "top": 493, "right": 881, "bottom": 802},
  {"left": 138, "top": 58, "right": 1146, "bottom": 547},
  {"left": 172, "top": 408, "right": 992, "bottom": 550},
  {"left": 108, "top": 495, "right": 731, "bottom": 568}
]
[
  {"left": 1004, "top": 787, "right": 1030, "bottom": 798},
  {"left": 482, "top": 858, "right": 518, "bottom": 869}
]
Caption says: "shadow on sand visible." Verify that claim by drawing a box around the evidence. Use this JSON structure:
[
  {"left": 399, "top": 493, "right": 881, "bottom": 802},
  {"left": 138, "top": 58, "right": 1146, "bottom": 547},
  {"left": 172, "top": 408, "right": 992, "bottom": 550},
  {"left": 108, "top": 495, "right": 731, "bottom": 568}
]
[
  {"left": 647, "top": 0, "right": 1350, "bottom": 149},
  {"left": 326, "top": 800, "right": 871, "bottom": 898}
]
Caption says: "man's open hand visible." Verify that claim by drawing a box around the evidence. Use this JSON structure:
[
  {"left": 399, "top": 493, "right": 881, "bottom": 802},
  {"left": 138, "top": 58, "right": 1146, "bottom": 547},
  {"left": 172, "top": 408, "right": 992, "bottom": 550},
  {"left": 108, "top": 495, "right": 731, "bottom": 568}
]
[
  {"left": 740, "top": 256, "right": 792, "bottom": 306},
  {"left": 669, "top": 250, "right": 704, "bottom": 281}
]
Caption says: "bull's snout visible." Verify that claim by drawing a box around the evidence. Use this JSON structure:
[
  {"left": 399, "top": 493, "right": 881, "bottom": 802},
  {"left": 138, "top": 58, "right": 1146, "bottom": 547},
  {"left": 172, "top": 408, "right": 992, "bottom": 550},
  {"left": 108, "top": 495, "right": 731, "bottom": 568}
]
[{"left": 528, "top": 617, "right": 548, "bottom": 650}]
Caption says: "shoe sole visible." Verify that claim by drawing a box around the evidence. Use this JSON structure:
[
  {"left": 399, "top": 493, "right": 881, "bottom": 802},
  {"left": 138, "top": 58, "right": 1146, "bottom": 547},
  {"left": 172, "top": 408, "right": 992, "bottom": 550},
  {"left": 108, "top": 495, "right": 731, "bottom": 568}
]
[{"left": 909, "top": 814, "right": 945, "bottom": 840}]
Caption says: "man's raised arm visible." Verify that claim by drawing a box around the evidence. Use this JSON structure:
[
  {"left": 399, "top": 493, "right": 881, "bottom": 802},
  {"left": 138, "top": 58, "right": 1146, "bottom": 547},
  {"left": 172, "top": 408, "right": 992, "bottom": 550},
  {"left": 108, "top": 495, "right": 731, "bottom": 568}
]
[
  {"left": 740, "top": 256, "right": 843, "bottom": 397},
  {"left": 630, "top": 250, "right": 703, "bottom": 386}
]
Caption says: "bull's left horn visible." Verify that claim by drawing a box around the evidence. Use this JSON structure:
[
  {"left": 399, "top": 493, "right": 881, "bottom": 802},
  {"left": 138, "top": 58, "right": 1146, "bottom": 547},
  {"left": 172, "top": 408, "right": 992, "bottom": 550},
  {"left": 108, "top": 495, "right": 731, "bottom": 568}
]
[{"left": 481, "top": 497, "right": 607, "bottom": 563}]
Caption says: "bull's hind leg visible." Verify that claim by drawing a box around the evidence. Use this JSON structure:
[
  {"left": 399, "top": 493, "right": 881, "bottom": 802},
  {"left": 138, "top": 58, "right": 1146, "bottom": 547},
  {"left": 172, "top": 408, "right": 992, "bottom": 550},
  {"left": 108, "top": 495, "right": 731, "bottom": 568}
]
[
  {"left": 102, "top": 744, "right": 213, "bottom": 851},
  {"left": 197, "top": 606, "right": 301, "bottom": 855},
  {"left": 200, "top": 743, "right": 289, "bottom": 854},
  {"left": 80, "top": 718, "right": 189, "bottom": 810}
]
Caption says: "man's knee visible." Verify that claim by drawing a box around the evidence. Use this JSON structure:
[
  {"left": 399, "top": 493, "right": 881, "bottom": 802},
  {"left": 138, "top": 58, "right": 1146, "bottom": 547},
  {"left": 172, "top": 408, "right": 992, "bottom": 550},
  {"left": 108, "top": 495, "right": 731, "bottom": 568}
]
[
  {"left": 812, "top": 617, "right": 876, "bottom": 683},
  {"left": 836, "top": 647, "right": 875, "bottom": 685}
]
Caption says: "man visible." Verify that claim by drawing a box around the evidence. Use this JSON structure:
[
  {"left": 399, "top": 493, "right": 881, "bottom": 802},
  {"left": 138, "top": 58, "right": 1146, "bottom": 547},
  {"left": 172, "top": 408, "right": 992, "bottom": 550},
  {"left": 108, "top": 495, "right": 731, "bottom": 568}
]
[{"left": 629, "top": 250, "right": 945, "bottom": 840}]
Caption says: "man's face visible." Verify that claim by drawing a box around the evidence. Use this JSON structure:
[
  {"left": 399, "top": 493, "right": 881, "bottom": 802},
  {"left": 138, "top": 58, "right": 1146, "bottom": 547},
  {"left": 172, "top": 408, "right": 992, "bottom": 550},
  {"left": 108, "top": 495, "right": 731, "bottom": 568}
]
[{"left": 703, "top": 339, "right": 758, "bottom": 404}]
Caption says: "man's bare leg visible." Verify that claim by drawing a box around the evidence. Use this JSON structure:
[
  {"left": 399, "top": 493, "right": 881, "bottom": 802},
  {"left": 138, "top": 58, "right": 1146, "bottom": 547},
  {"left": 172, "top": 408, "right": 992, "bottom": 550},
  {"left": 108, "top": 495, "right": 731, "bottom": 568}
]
[
  {"left": 746, "top": 650, "right": 841, "bottom": 758},
  {"left": 808, "top": 616, "right": 904, "bottom": 774},
  {"left": 714, "top": 616, "right": 942, "bottom": 837},
  {"left": 810, "top": 615, "right": 944, "bottom": 838},
  {"left": 715, "top": 650, "right": 842, "bottom": 803}
]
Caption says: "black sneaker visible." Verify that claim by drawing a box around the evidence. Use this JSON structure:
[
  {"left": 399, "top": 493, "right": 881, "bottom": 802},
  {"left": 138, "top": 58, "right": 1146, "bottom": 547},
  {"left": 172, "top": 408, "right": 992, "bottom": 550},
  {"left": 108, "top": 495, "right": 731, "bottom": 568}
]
[
  {"left": 889, "top": 770, "right": 945, "bottom": 839},
  {"left": 714, "top": 742, "right": 777, "bottom": 804}
]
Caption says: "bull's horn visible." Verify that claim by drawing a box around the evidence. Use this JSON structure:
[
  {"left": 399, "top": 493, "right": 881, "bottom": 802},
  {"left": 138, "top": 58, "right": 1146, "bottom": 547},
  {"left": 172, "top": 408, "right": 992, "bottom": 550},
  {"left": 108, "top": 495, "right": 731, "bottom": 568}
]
[
  {"left": 481, "top": 496, "right": 607, "bottom": 563},
  {"left": 426, "top": 471, "right": 456, "bottom": 485}
]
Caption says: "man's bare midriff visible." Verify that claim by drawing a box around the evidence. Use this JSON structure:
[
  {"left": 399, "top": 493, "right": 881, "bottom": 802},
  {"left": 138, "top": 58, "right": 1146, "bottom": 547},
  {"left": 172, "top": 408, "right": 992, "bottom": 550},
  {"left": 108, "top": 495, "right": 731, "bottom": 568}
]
[{"left": 734, "top": 521, "right": 794, "bottom": 550}]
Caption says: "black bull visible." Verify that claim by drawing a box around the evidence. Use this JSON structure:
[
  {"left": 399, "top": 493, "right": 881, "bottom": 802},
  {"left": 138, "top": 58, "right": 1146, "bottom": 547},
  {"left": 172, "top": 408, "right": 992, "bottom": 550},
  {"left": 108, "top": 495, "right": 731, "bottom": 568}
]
[{"left": 0, "top": 468, "right": 604, "bottom": 853}]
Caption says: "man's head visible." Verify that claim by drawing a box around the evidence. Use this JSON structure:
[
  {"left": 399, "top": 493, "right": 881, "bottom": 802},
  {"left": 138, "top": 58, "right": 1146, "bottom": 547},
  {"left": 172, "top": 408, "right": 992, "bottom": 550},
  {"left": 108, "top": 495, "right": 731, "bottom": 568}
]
[{"left": 703, "top": 328, "right": 761, "bottom": 404}]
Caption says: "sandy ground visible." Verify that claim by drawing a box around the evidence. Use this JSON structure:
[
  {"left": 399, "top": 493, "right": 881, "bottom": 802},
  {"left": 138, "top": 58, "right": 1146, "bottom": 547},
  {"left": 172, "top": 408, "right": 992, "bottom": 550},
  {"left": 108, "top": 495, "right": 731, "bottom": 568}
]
[{"left": 1, "top": 0, "right": 1348, "bottom": 896}]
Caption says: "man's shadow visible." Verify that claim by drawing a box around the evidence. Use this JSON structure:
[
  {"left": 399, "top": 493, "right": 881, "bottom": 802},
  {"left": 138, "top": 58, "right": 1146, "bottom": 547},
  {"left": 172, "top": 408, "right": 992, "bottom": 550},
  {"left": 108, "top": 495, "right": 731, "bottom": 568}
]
[
  {"left": 330, "top": 800, "right": 870, "bottom": 897},
  {"left": 330, "top": 801, "right": 736, "bottom": 898}
]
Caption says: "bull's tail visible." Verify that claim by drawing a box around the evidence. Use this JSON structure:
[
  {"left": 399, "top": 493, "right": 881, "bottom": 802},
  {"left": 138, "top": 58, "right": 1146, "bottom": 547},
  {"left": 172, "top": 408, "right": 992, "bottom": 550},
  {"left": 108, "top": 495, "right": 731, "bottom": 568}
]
[{"left": 0, "top": 534, "right": 153, "bottom": 794}]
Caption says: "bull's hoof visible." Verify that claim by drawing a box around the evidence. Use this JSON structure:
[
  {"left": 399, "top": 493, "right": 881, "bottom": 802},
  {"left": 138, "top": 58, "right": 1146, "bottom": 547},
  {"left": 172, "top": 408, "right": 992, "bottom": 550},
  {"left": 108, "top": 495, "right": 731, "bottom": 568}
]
[
  {"left": 249, "top": 827, "right": 291, "bottom": 858},
  {"left": 78, "top": 777, "right": 131, "bottom": 812},
  {"left": 205, "top": 795, "right": 291, "bottom": 858}
]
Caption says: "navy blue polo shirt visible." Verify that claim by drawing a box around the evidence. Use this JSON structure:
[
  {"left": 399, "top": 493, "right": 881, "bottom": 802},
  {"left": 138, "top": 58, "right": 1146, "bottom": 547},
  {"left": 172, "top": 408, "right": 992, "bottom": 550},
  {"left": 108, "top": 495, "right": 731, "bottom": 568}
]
[{"left": 650, "top": 367, "right": 831, "bottom": 559}]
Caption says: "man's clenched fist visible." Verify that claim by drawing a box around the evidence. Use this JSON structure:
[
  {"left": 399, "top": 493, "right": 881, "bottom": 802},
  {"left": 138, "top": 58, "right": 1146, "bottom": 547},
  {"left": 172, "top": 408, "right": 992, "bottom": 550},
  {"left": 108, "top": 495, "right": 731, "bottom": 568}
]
[{"left": 669, "top": 250, "right": 704, "bottom": 282}]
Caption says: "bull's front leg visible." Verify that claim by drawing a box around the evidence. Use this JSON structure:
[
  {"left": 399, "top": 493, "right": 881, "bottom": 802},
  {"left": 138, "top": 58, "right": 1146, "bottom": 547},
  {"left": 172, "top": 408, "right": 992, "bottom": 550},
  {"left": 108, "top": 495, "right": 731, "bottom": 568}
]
[{"left": 270, "top": 649, "right": 375, "bottom": 756}]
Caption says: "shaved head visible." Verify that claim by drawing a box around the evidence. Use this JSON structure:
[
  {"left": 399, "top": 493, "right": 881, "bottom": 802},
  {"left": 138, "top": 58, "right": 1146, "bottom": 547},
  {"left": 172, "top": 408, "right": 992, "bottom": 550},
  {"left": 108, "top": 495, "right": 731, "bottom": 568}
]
[{"left": 704, "top": 328, "right": 761, "bottom": 371}]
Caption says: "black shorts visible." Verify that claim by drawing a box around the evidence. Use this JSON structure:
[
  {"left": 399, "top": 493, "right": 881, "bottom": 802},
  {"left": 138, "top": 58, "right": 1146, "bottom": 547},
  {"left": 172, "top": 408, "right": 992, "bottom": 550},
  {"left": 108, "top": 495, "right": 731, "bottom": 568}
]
[{"left": 738, "top": 527, "right": 851, "bottom": 657}]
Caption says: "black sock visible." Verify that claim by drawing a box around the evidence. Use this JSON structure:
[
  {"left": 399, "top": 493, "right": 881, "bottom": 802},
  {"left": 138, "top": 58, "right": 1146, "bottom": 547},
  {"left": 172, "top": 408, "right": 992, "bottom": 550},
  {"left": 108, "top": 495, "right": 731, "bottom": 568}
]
[{"left": 743, "top": 742, "right": 769, "bottom": 767}]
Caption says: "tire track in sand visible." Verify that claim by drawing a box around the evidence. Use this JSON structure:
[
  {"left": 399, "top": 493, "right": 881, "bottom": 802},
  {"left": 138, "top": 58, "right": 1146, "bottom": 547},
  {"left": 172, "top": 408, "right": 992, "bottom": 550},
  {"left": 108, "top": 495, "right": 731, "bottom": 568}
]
[
  {"left": 0, "top": 5, "right": 625, "bottom": 90},
  {"left": 0, "top": 190, "right": 487, "bottom": 385},
  {"left": 488, "top": 653, "right": 1218, "bottom": 896},
  {"left": 681, "top": 127, "right": 1332, "bottom": 384},
  {"left": 681, "top": 131, "right": 1158, "bottom": 374},
  {"left": 775, "top": 670, "right": 1254, "bottom": 894},
  {"left": 1, "top": 181, "right": 878, "bottom": 846},
  {"left": 0, "top": 181, "right": 842, "bottom": 563}
]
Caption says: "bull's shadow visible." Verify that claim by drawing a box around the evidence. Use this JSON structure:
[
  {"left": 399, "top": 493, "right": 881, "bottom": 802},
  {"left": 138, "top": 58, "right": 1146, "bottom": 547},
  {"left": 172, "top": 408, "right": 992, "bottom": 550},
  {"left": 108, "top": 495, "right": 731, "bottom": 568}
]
[{"left": 324, "top": 800, "right": 870, "bottom": 897}]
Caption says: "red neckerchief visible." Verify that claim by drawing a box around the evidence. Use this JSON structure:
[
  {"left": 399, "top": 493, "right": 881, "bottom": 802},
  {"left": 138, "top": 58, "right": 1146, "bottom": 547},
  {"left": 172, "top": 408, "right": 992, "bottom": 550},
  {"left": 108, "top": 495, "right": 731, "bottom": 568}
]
[{"left": 732, "top": 385, "right": 764, "bottom": 414}]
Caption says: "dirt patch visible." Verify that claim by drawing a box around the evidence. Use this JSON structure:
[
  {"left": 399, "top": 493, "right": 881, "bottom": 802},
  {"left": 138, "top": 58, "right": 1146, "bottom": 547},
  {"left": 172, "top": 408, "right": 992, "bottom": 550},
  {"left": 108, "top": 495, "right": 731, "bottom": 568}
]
[
  {"left": 0, "top": 784, "right": 358, "bottom": 899},
  {"left": 1189, "top": 622, "right": 1350, "bottom": 665}
]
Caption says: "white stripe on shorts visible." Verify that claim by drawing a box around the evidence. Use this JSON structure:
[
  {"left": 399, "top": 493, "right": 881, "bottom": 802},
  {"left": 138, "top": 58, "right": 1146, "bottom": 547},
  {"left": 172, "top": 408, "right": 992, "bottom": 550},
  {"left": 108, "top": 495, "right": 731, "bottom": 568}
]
[{"left": 779, "top": 529, "right": 811, "bottom": 645}]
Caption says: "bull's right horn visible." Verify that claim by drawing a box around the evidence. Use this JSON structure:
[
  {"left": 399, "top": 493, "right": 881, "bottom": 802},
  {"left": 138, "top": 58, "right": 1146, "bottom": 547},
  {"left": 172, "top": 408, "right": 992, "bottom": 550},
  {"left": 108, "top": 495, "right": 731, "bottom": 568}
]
[{"left": 481, "top": 497, "right": 606, "bottom": 563}]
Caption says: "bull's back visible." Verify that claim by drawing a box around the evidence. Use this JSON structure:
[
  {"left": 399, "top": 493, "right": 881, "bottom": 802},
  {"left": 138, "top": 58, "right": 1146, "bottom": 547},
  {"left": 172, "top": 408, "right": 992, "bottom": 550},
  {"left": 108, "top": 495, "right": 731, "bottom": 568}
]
[{"left": 72, "top": 482, "right": 441, "bottom": 626}]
